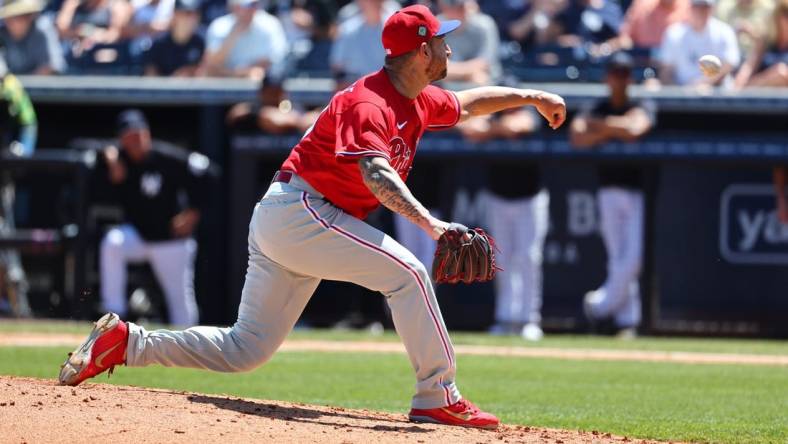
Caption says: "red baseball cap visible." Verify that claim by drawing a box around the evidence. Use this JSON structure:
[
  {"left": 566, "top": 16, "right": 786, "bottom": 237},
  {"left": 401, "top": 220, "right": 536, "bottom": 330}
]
[{"left": 382, "top": 5, "right": 461, "bottom": 58}]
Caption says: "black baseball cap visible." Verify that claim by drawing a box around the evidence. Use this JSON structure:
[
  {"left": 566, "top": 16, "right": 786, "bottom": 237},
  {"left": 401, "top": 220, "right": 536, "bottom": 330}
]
[
  {"left": 116, "top": 109, "right": 149, "bottom": 134},
  {"left": 175, "top": 0, "right": 200, "bottom": 12},
  {"left": 606, "top": 52, "right": 634, "bottom": 72}
]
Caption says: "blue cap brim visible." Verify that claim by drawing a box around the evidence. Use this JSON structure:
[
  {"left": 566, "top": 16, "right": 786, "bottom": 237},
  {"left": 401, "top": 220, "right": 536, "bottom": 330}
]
[{"left": 436, "top": 19, "right": 461, "bottom": 37}]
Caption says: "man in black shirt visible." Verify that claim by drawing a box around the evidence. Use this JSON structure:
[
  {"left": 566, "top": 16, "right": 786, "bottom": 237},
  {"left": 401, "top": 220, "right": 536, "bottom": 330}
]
[
  {"left": 569, "top": 52, "right": 655, "bottom": 337},
  {"left": 144, "top": 0, "right": 204, "bottom": 77},
  {"left": 99, "top": 109, "right": 210, "bottom": 326}
]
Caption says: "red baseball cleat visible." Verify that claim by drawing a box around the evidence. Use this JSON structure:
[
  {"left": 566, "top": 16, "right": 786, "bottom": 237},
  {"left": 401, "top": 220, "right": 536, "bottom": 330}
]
[
  {"left": 58, "top": 313, "right": 129, "bottom": 386},
  {"left": 408, "top": 398, "right": 500, "bottom": 429}
]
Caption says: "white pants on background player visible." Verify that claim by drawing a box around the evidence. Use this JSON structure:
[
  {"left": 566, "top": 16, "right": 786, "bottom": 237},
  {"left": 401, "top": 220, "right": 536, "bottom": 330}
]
[
  {"left": 483, "top": 190, "right": 549, "bottom": 330},
  {"left": 100, "top": 224, "right": 199, "bottom": 327},
  {"left": 394, "top": 209, "right": 441, "bottom": 271},
  {"left": 585, "top": 188, "right": 643, "bottom": 328},
  {"left": 124, "top": 175, "right": 460, "bottom": 409}
]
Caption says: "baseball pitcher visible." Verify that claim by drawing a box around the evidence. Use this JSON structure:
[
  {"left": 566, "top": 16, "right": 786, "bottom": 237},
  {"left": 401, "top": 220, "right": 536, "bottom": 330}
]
[{"left": 59, "top": 5, "right": 566, "bottom": 429}]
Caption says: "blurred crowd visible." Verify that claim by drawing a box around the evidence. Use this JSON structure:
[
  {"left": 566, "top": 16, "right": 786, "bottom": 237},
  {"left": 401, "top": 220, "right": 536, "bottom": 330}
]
[{"left": 0, "top": 0, "right": 785, "bottom": 88}]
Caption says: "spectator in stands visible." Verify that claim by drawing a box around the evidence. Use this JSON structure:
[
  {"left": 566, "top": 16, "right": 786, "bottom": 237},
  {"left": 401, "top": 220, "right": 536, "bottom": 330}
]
[
  {"left": 553, "top": 0, "right": 623, "bottom": 48},
  {"left": 599, "top": 0, "right": 689, "bottom": 54},
  {"left": 275, "top": 0, "right": 337, "bottom": 44},
  {"left": 336, "top": 0, "right": 398, "bottom": 23},
  {"left": 200, "top": 0, "right": 288, "bottom": 79},
  {"left": 438, "top": 0, "right": 501, "bottom": 85},
  {"left": 482, "top": 0, "right": 568, "bottom": 48},
  {"left": 659, "top": 0, "right": 740, "bottom": 86},
  {"left": 98, "top": 109, "right": 211, "bottom": 327},
  {"left": 273, "top": 0, "right": 337, "bottom": 76},
  {"left": 716, "top": 0, "right": 774, "bottom": 57},
  {"left": 734, "top": 0, "right": 788, "bottom": 87},
  {"left": 330, "top": 0, "right": 390, "bottom": 87},
  {"left": 0, "top": 0, "right": 66, "bottom": 75},
  {"left": 569, "top": 52, "right": 656, "bottom": 339},
  {"left": 123, "top": 0, "right": 175, "bottom": 39},
  {"left": 144, "top": 0, "right": 204, "bottom": 76},
  {"left": 0, "top": 55, "right": 37, "bottom": 317},
  {"left": 55, "top": 0, "right": 132, "bottom": 53},
  {"left": 226, "top": 74, "right": 319, "bottom": 133}
]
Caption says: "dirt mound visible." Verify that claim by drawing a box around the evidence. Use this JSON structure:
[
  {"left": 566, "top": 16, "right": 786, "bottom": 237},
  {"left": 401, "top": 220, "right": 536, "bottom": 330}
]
[{"left": 0, "top": 376, "right": 663, "bottom": 443}]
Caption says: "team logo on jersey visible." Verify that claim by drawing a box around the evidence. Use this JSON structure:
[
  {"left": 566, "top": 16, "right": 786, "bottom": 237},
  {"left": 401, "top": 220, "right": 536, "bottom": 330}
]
[
  {"left": 140, "top": 172, "right": 163, "bottom": 198},
  {"left": 389, "top": 137, "right": 412, "bottom": 175}
]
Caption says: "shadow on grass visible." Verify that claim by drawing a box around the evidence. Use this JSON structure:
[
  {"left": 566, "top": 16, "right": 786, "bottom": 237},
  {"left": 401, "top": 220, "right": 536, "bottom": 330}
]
[{"left": 187, "top": 394, "right": 432, "bottom": 434}]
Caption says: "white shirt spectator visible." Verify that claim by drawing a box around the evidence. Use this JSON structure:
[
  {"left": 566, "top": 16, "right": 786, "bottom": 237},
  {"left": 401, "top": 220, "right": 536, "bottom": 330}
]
[
  {"left": 659, "top": 17, "right": 740, "bottom": 85},
  {"left": 206, "top": 9, "right": 288, "bottom": 70}
]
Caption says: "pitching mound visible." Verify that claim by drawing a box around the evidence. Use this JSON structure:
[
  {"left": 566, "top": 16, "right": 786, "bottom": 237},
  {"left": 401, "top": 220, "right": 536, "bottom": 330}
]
[{"left": 1, "top": 376, "right": 662, "bottom": 443}]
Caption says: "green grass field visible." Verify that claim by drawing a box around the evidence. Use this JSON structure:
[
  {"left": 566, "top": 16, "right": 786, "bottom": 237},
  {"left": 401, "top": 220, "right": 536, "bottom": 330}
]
[{"left": 1, "top": 321, "right": 786, "bottom": 443}]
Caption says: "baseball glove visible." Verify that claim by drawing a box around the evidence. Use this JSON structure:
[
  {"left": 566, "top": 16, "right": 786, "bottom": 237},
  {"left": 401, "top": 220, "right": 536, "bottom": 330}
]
[{"left": 432, "top": 223, "right": 498, "bottom": 284}]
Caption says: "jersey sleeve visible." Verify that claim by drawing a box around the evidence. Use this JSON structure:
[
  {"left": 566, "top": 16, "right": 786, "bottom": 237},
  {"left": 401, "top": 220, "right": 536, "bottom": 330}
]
[
  {"left": 422, "top": 85, "right": 461, "bottom": 131},
  {"left": 334, "top": 102, "right": 392, "bottom": 162}
]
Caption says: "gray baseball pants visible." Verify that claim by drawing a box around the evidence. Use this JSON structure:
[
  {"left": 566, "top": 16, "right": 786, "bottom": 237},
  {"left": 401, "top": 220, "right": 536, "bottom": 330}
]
[{"left": 125, "top": 174, "right": 460, "bottom": 409}]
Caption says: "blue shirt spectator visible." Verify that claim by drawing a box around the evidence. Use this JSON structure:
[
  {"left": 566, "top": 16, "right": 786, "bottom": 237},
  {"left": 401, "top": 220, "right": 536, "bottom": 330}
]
[{"left": 329, "top": 0, "right": 390, "bottom": 86}]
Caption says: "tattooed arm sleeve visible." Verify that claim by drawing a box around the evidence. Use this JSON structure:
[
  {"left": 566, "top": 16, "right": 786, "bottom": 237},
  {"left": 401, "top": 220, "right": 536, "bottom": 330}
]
[{"left": 358, "top": 156, "right": 432, "bottom": 229}]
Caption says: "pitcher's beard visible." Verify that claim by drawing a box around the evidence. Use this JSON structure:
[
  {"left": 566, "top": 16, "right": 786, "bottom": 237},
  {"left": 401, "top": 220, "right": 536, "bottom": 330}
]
[{"left": 430, "top": 68, "right": 448, "bottom": 82}]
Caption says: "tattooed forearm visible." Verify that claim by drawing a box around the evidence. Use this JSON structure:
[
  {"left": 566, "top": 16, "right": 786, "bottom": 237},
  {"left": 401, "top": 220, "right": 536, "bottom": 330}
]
[{"left": 358, "top": 156, "right": 431, "bottom": 227}]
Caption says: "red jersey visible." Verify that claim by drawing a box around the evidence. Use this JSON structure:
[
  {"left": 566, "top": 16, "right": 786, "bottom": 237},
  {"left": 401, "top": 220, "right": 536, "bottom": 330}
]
[{"left": 281, "top": 70, "right": 461, "bottom": 220}]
